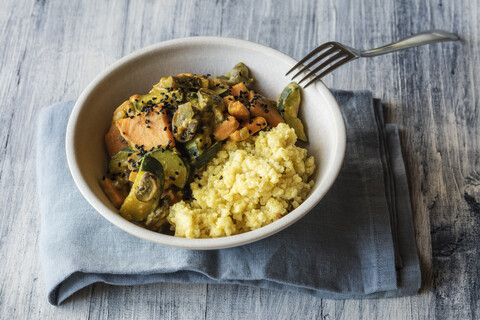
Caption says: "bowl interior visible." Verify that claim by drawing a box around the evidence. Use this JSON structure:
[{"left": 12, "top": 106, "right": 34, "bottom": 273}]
[{"left": 66, "top": 37, "right": 346, "bottom": 249}]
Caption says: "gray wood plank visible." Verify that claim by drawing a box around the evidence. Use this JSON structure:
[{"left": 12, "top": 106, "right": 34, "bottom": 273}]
[{"left": 0, "top": 0, "right": 478, "bottom": 319}]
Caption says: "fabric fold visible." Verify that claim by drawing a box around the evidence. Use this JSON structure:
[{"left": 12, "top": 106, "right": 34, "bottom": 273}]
[{"left": 36, "top": 90, "right": 421, "bottom": 306}]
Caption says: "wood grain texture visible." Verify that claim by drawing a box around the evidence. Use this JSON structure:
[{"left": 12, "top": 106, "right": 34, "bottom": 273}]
[{"left": 0, "top": 0, "right": 478, "bottom": 319}]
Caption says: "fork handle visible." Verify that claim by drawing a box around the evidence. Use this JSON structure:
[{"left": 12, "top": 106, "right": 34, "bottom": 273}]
[{"left": 360, "top": 30, "right": 460, "bottom": 57}]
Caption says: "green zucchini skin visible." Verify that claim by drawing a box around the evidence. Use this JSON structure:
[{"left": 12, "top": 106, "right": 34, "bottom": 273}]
[
  {"left": 212, "top": 83, "right": 229, "bottom": 97},
  {"left": 277, "top": 82, "right": 308, "bottom": 142},
  {"left": 156, "top": 75, "right": 203, "bottom": 90},
  {"left": 226, "top": 62, "right": 251, "bottom": 86},
  {"left": 147, "top": 149, "right": 189, "bottom": 189},
  {"left": 184, "top": 133, "right": 212, "bottom": 159},
  {"left": 119, "top": 155, "right": 165, "bottom": 222},
  {"left": 108, "top": 147, "right": 137, "bottom": 174},
  {"left": 190, "top": 141, "right": 223, "bottom": 169}
]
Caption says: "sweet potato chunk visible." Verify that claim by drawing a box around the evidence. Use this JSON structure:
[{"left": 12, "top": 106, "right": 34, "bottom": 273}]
[
  {"left": 116, "top": 108, "right": 175, "bottom": 151},
  {"left": 248, "top": 91, "right": 284, "bottom": 127},
  {"left": 228, "top": 101, "right": 250, "bottom": 120},
  {"left": 241, "top": 116, "right": 267, "bottom": 136},
  {"left": 105, "top": 123, "right": 129, "bottom": 158},
  {"left": 229, "top": 127, "right": 250, "bottom": 141},
  {"left": 100, "top": 178, "right": 126, "bottom": 209},
  {"left": 213, "top": 116, "right": 240, "bottom": 141},
  {"left": 230, "top": 82, "right": 248, "bottom": 98},
  {"left": 223, "top": 95, "right": 235, "bottom": 107}
]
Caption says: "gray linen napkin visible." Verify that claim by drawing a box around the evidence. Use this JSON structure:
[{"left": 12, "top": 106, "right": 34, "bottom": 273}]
[{"left": 36, "top": 90, "right": 421, "bottom": 306}]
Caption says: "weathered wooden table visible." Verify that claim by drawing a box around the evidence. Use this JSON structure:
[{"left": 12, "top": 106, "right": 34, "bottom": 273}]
[{"left": 1, "top": 0, "right": 478, "bottom": 319}]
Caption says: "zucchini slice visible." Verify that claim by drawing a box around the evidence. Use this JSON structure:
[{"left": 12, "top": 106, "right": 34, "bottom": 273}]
[
  {"left": 184, "top": 133, "right": 212, "bottom": 159},
  {"left": 156, "top": 75, "right": 203, "bottom": 90},
  {"left": 108, "top": 147, "right": 138, "bottom": 175},
  {"left": 147, "top": 149, "right": 190, "bottom": 189},
  {"left": 119, "top": 155, "right": 165, "bottom": 222},
  {"left": 277, "top": 82, "right": 308, "bottom": 142},
  {"left": 190, "top": 141, "right": 223, "bottom": 169}
]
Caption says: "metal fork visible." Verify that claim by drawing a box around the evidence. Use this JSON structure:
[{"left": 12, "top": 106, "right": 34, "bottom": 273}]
[{"left": 286, "top": 30, "right": 460, "bottom": 88}]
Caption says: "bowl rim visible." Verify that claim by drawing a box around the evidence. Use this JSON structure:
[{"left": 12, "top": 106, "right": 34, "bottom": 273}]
[{"left": 66, "top": 36, "right": 346, "bottom": 249}]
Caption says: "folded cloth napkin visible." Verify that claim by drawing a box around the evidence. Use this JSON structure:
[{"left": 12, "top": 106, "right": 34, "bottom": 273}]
[{"left": 36, "top": 90, "right": 421, "bottom": 306}]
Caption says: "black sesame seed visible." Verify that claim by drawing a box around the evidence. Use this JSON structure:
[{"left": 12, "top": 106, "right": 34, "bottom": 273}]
[{"left": 219, "top": 176, "right": 223, "bottom": 180}]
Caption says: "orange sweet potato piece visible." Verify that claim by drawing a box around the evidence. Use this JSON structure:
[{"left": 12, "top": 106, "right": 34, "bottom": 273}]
[
  {"left": 128, "top": 171, "right": 137, "bottom": 183},
  {"left": 247, "top": 91, "right": 284, "bottom": 127},
  {"left": 241, "top": 116, "right": 267, "bottom": 136},
  {"left": 230, "top": 82, "right": 248, "bottom": 98},
  {"left": 223, "top": 95, "right": 235, "bottom": 107},
  {"left": 105, "top": 122, "right": 129, "bottom": 158},
  {"left": 228, "top": 101, "right": 250, "bottom": 120},
  {"left": 229, "top": 127, "right": 250, "bottom": 141},
  {"left": 116, "top": 107, "right": 175, "bottom": 151},
  {"left": 213, "top": 116, "right": 240, "bottom": 141},
  {"left": 100, "top": 178, "right": 126, "bottom": 209}
]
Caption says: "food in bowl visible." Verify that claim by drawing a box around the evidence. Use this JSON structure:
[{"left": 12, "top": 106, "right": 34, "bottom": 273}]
[{"left": 100, "top": 62, "right": 315, "bottom": 238}]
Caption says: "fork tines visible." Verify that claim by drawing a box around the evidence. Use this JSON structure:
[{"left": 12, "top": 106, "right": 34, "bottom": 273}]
[{"left": 286, "top": 42, "right": 357, "bottom": 88}]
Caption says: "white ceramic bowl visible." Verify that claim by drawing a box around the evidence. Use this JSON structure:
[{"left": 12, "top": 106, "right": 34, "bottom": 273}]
[{"left": 66, "top": 37, "right": 346, "bottom": 249}]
